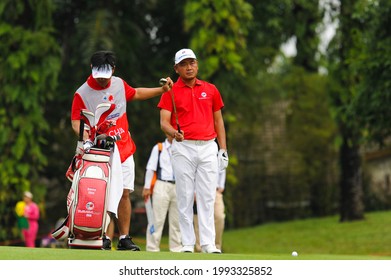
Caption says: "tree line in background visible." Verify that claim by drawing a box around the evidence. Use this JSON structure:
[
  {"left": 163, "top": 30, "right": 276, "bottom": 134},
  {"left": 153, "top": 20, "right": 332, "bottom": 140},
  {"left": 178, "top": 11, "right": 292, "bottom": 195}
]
[{"left": 1, "top": 0, "right": 390, "bottom": 242}]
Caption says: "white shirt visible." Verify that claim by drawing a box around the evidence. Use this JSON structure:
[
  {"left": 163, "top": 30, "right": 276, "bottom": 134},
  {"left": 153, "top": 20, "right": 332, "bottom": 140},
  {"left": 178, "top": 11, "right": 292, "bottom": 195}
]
[{"left": 144, "top": 138, "right": 175, "bottom": 189}]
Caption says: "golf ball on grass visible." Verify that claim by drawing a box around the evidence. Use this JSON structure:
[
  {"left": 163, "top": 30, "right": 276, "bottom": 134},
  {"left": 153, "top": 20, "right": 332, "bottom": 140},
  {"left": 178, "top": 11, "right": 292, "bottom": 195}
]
[{"left": 292, "top": 251, "right": 298, "bottom": 257}]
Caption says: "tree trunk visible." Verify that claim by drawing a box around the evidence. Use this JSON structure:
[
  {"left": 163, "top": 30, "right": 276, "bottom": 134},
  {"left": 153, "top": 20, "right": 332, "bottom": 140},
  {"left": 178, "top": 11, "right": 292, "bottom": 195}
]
[
  {"left": 339, "top": 135, "right": 364, "bottom": 221},
  {"left": 337, "top": 0, "right": 365, "bottom": 222}
]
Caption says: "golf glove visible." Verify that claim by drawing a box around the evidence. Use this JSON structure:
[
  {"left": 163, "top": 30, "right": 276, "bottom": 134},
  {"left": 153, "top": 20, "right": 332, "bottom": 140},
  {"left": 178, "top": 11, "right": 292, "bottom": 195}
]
[
  {"left": 83, "top": 139, "right": 94, "bottom": 153},
  {"left": 218, "top": 149, "right": 229, "bottom": 170}
]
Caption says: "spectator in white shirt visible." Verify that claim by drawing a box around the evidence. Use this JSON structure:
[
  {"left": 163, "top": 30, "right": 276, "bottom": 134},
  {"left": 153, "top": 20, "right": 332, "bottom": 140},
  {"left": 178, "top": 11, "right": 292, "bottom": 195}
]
[{"left": 142, "top": 134, "right": 181, "bottom": 252}]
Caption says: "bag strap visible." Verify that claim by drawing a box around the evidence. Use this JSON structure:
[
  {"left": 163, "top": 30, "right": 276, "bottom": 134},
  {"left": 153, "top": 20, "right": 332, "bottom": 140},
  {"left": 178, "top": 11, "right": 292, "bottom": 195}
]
[
  {"left": 156, "top": 142, "right": 163, "bottom": 178},
  {"left": 150, "top": 142, "right": 163, "bottom": 195}
]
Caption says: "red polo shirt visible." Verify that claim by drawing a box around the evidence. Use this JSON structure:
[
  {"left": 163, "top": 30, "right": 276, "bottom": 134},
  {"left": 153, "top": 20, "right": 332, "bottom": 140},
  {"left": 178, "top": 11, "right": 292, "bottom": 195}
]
[{"left": 157, "top": 77, "right": 224, "bottom": 140}]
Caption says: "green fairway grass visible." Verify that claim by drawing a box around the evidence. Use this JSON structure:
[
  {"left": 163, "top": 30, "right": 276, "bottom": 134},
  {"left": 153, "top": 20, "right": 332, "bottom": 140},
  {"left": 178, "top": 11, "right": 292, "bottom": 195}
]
[
  {"left": 2, "top": 210, "right": 391, "bottom": 260},
  {"left": 223, "top": 210, "right": 391, "bottom": 258}
]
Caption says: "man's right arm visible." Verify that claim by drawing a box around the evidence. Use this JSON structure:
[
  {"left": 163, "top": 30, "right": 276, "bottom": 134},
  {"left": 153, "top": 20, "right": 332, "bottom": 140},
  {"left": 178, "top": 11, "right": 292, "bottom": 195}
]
[
  {"left": 71, "top": 119, "right": 89, "bottom": 140},
  {"left": 71, "top": 93, "right": 88, "bottom": 139},
  {"left": 160, "top": 109, "right": 175, "bottom": 138},
  {"left": 160, "top": 109, "right": 184, "bottom": 141}
]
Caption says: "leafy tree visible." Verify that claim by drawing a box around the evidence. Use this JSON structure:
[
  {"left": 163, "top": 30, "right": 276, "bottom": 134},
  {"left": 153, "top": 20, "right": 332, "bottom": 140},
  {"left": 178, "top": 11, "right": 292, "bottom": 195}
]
[
  {"left": 284, "top": 68, "right": 339, "bottom": 216},
  {"left": 284, "top": 1, "right": 339, "bottom": 216},
  {"left": 290, "top": 0, "right": 323, "bottom": 72},
  {"left": 0, "top": 0, "right": 61, "bottom": 241},
  {"left": 184, "top": 0, "right": 253, "bottom": 79},
  {"left": 245, "top": 0, "right": 294, "bottom": 73},
  {"left": 217, "top": 0, "right": 339, "bottom": 226},
  {"left": 348, "top": 0, "right": 391, "bottom": 211},
  {"left": 327, "top": 0, "right": 367, "bottom": 221},
  {"left": 353, "top": 0, "right": 391, "bottom": 144}
]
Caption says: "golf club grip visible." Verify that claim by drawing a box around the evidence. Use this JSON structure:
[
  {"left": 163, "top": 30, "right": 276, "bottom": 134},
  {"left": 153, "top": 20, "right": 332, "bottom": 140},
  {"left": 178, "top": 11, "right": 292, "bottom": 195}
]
[
  {"left": 79, "top": 119, "right": 84, "bottom": 141},
  {"left": 177, "top": 124, "right": 181, "bottom": 133}
]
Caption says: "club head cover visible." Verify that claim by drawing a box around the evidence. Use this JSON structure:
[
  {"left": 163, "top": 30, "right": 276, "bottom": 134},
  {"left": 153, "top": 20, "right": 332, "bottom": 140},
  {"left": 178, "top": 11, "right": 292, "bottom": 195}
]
[
  {"left": 95, "top": 103, "right": 115, "bottom": 127},
  {"left": 81, "top": 109, "right": 95, "bottom": 127}
]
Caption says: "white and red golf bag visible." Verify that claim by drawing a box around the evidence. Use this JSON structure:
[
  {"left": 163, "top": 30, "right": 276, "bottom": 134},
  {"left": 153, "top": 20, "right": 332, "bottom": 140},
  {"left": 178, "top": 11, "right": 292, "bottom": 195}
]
[
  {"left": 52, "top": 103, "right": 118, "bottom": 249},
  {"left": 65, "top": 147, "right": 111, "bottom": 248}
]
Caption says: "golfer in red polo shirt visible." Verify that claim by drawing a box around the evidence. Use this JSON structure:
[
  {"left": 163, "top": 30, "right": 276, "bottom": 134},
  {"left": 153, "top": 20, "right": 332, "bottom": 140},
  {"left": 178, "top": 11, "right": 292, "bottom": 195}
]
[{"left": 158, "top": 48, "right": 229, "bottom": 254}]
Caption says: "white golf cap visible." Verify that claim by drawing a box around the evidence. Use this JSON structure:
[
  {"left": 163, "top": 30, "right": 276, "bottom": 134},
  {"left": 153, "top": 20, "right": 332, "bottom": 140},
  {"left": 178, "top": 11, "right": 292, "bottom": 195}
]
[
  {"left": 92, "top": 64, "right": 113, "bottom": 79},
  {"left": 24, "top": 191, "right": 33, "bottom": 199},
  {"left": 174, "top": 48, "right": 197, "bottom": 65}
]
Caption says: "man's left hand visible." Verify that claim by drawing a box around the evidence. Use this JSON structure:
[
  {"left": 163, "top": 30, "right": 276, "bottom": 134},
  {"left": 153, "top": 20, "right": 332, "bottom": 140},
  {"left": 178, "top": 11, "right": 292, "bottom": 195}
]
[{"left": 218, "top": 149, "right": 229, "bottom": 170}]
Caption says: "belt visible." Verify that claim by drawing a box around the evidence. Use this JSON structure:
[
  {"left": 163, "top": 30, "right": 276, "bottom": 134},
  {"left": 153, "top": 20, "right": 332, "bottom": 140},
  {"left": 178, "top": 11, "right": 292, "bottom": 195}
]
[
  {"left": 159, "top": 179, "right": 175, "bottom": 184},
  {"left": 183, "top": 139, "right": 215, "bottom": 145}
]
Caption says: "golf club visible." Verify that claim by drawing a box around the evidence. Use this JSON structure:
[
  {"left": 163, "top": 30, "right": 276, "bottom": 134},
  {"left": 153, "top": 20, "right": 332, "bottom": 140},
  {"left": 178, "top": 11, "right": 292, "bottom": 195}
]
[
  {"left": 159, "top": 78, "right": 181, "bottom": 133},
  {"left": 79, "top": 119, "right": 84, "bottom": 142}
]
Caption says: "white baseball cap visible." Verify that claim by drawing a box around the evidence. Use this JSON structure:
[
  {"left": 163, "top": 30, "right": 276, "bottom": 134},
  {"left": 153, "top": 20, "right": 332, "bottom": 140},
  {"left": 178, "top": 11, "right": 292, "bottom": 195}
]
[
  {"left": 24, "top": 191, "right": 33, "bottom": 199},
  {"left": 174, "top": 48, "right": 197, "bottom": 65},
  {"left": 92, "top": 64, "right": 113, "bottom": 79}
]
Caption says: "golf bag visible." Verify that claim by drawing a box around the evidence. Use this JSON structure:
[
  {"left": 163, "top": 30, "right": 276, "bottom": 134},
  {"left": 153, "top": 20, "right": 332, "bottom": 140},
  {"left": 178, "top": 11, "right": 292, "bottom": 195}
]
[
  {"left": 66, "top": 147, "right": 111, "bottom": 248},
  {"left": 52, "top": 103, "right": 118, "bottom": 249}
]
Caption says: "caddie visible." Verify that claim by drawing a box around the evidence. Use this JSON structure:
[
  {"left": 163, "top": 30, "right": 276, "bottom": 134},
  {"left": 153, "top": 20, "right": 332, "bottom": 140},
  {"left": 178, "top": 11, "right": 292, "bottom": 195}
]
[{"left": 70, "top": 50, "right": 173, "bottom": 250}]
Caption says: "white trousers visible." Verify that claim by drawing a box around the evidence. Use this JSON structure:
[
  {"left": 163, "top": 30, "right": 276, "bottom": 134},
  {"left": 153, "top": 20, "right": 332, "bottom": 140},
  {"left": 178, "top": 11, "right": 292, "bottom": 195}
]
[
  {"left": 171, "top": 139, "right": 218, "bottom": 247},
  {"left": 194, "top": 191, "right": 226, "bottom": 252},
  {"left": 146, "top": 180, "right": 181, "bottom": 252}
]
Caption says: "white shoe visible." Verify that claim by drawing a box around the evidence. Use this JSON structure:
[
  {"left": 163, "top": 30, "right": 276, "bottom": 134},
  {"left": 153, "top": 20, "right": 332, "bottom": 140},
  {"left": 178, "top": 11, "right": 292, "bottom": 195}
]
[
  {"left": 170, "top": 246, "right": 183, "bottom": 253},
  {"left": 180, "top": 245, "right": 194, "bottom": 253},
  {"left": 201, "top": 244, "right": 221, "bottom": 254}
]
